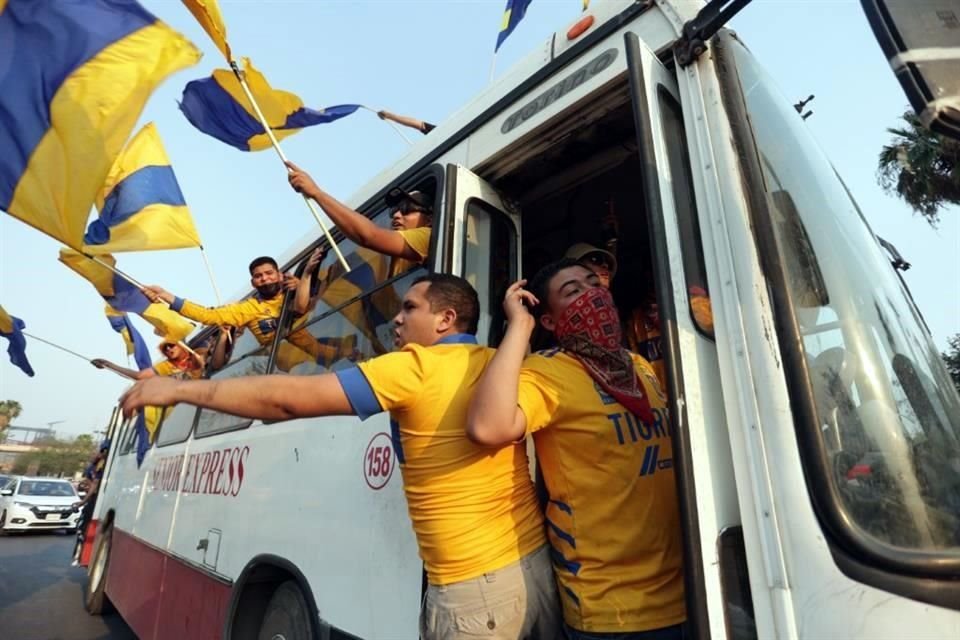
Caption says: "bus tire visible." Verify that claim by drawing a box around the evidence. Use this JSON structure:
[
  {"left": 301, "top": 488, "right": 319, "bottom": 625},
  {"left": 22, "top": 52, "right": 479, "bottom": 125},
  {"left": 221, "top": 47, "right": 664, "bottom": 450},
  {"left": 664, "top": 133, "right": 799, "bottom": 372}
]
[
  {"left": 84, "top": 521, "right": 114, "bottom": 615},
  {"left": 257, "top": 580, "right": 315, "bottom": 640}
]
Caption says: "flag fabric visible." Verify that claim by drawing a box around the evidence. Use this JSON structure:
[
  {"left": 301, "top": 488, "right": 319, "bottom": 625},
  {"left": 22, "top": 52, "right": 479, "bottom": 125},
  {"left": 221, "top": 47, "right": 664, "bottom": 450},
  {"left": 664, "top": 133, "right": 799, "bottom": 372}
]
[
  {"left": 179, "top": 58, "right": 360, "bottom": 151},
  {"left": 134, "top": 405, "right": 165, "bottom": 466},
  {"left": 105, "top": 306, "right": 153, "bottom": 371},
  {"left": 0, "top": 0, "right": 201, "bottom": 249},
  {"left": 495, "top": 0, "right": 533, "bottom": 51},
  {"left": 0, "top": 304, "right": 34, "bottom": 377},
  {"left": 59, "top": 249, "right": 194, "bottom": 343},
  {"left": 83, "top": 123, "right": 201, "bottom": 254},
  {"left": 583, "top": 0, "right": 590, "bottom": 11},
  {"left": 180, "top": 0, "right": 231, "bottom": 61}
]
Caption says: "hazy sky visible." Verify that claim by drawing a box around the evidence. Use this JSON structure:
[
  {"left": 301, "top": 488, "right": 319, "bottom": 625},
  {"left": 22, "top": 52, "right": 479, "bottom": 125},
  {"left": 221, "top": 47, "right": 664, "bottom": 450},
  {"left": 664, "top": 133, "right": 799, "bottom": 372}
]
[{"left": 1, "top": 0, "right": 957, "bottom": 439}]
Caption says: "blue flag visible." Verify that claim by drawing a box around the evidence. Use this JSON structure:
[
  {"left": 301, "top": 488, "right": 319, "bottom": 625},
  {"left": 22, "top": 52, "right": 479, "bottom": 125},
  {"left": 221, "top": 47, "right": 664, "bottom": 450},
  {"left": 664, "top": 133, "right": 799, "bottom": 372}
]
[
  {"left": 179, "top": 58, "right": 360, "bottom": 151},
  {"left": 106, "top": 308, "right": 153, "bottom": 371},
  {"left": 496, "top": 0, "right": 532, "bottom": 51},
  {"left": 0, "top": 308, "right": 34, "bottom": 377},
  {"left": 134, "top": 409, "right": 149, "bottom": 467}
]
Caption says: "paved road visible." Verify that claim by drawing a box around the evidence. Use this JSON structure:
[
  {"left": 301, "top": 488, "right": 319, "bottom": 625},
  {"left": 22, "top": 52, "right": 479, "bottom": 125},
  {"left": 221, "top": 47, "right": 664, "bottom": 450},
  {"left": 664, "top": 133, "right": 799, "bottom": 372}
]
[{"left": 0, "top": 531, "right": 135, "bottom": 640}]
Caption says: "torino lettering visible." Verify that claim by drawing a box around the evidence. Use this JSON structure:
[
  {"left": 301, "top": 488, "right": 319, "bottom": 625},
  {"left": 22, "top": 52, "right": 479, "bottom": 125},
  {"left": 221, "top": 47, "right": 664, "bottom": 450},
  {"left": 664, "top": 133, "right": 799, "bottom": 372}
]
[{"left": 150, "top": 446, "right": 250, "bottom": 498}]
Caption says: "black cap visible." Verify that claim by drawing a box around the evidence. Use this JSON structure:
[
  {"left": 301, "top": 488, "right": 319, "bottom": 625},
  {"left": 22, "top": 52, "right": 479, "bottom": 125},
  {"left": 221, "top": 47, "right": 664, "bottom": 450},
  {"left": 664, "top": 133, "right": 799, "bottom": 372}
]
[{"left": 385, "top": 187, "right": 433, "bottom": 212}]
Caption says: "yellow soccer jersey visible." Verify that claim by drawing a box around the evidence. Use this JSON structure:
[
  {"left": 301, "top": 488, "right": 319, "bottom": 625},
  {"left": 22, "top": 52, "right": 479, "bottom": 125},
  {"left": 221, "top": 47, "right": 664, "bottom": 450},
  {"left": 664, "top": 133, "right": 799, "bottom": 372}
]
[
  {"left": 152, "top": 358, "right": 202, "bottom": 380},
  {"left": 171, "top": 293, "right": 284, "bottom": 347},
  {"left": 389, "top": 226, "right": 431, "bottom": 277},
  {"left": 336, "top": 334, "right": 545, "bottom": 585},
  {"left": 517, "top": 349, "right": 685, "bottom": 633}
]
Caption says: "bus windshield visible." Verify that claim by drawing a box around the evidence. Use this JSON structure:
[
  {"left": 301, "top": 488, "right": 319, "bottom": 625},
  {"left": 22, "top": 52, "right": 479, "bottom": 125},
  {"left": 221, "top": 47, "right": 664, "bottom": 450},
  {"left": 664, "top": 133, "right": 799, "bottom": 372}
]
[{"left": 728, "top": 36, "right": 960, "bottom": 556}]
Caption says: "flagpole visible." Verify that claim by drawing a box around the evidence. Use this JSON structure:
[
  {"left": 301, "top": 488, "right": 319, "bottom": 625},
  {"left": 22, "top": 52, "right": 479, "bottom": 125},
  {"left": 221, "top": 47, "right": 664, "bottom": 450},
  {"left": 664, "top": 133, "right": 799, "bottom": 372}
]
[
  {"left": 359, "top": 106, "right": 413, "bottom": 146},
  {"left": 489, "top": 52, "right": 498, "bottom": 84},
  {"left": 21, "top": 331, "right": 136, "bottom": 380},
  {"left": 229, "top": 60, "right": 350, "bottom": 272},
  {"left": 198, "top": 245, "right": 223, "bottom": 305}
]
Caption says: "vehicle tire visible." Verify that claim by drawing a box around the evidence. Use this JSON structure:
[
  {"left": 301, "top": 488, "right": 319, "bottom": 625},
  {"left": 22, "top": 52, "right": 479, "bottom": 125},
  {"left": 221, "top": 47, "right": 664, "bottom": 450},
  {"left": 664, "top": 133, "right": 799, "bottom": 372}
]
[
  {"left": 84, "top": 521, "right": 114, "bottom": 615},
  {"left": 257, "top": 581, "right": 315, "bottom": 640},
  {"left": 0, "top": 511, "right": 6, "bottom": 536}
]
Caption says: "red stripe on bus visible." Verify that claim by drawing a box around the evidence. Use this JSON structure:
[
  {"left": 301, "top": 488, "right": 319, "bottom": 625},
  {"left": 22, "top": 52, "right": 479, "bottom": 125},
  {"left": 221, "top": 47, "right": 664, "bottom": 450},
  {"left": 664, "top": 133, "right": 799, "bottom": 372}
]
[
  {"left": 79, "top": 519, "right": 98, "bottom": 567},
  {"left": 107, "top": 528, "right": 232, "bottom": 640}
]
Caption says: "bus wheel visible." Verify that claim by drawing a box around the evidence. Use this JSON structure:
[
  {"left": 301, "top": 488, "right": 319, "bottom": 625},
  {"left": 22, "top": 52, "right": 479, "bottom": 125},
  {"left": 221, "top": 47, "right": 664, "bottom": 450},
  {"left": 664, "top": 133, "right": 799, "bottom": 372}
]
[
  {"left": 84, "top": 522, "right": 114, "bottom": 615},
  {"left": 257, "top": 581, "right": 315, "bottom": 640}
]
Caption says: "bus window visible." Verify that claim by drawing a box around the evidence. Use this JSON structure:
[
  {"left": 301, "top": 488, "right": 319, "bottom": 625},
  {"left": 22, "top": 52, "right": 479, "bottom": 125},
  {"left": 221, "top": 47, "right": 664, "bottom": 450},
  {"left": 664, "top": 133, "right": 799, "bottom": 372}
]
[
  {"left": 722, "top": 34, "right": 960, "bottom": 564},
  {"left": 461, "top": 198, "right": 517, "bottom": 346},
  {"left": 273, "top": 268, "right": 425, "bottom": 376},
  {"left": 658, "top": 88, "right": 714, "bottom": 338},
  {"left": 155, "top": 401, "right": 200, "bottom": 447}
]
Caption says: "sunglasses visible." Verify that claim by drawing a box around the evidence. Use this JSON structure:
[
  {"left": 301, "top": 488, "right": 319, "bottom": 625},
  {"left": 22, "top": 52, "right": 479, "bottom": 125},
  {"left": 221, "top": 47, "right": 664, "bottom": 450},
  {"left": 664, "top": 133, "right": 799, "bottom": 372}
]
[
  {"left": 395, "top": 200, "right": 430, "bottom": 215},
  {"left": 584, "top": 253, "right": 612, "bottom": 269}
]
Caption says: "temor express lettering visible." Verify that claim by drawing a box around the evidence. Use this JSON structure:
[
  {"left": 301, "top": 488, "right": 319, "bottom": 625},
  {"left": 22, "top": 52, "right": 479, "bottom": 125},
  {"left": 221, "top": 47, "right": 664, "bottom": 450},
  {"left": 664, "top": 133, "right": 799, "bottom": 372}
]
[{"left": 150, "top": 446, "right": 250, "bottom": 498}]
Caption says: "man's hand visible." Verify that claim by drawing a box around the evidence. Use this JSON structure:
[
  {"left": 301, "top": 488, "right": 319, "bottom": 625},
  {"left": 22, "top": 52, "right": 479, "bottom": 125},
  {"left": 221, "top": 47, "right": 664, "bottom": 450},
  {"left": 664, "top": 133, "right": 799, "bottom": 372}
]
[
  {"left": 90, "top": 358, "right": 108, "bottom": 369},
  {"left": 283, "top": 274, "right": 300, "bottom": 291},
  {"left": 285, "top": 161, "right": 321, "bottom": 200},
  {"left": 143, "top": 285, "right": 173, "bottom": 304},
  {"left": 306, "top": 247, "right": 327, "bottom": 273},
  {"left": 503, "top": 280, "right": 538, "bottom": 328},
  {"left": 120, "top": 377, "right": 182, "bottom": 419}
]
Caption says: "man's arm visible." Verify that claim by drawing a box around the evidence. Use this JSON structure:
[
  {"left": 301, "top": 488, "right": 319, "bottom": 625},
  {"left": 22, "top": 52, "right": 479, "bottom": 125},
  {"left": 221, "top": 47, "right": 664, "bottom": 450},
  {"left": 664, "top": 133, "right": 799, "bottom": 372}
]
[
  {"left": 286, "top": 162, "right": 422, "bottom": 261},
  {"left": 293, "top": 248, "right": 327, "bottom": 315},
  {"left": 90, "top": 359, "right": 151, "bottom": 381},
  {"left": 120, "top": 372, "right": 354, "bottom": 422},
  {"left": 143, "top": 287, "right": 260, "bottom": 328},
  {"left": 377, "top": 110, "right": 434, "bottom": 134},
  {"left": 466, "top": 281, "right": 536, "bottom": 446}
]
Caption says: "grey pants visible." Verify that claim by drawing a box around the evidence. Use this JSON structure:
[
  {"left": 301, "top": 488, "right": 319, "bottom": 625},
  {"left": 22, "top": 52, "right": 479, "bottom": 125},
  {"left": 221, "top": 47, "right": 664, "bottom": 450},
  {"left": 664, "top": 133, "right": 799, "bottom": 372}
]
[{"left": 420, "top": 545, "right": 562, "bottom": 639}]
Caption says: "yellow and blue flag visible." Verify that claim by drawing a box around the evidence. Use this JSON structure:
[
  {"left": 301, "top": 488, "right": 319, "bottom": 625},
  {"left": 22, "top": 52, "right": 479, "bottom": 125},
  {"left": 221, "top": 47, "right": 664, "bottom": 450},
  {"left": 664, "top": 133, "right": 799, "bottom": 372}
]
[
  {"left": 135, "top": 405, "right": 165, "bottom": 467},
  {"left": 105, "top": 305, "right": 153, "bottom": 371},
  {"left": 0, "top": 304, "right": 34, "bottom": 377},
  {"left": 83, "top": 123, "right": 201, "bottom": 254},
  {"left": 181, "top": 0, "right": 231, "bottom": 61},
  {"left": 58, "top": 249, "right": 194, "bottom": 343},
  {"left": 179, "top": 58, "right": 360, "bottom": 151},
  {"left": 0, "top": 0, "right": 201, "bottom": 249},
  {"left": 496, "top": 0, "right": 533, "bottom": 51}
]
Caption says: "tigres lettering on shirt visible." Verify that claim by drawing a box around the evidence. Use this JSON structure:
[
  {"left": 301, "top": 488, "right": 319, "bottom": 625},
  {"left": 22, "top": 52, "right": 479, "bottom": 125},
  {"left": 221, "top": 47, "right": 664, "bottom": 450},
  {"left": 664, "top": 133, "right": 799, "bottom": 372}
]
[
  {"left": 517, "top": 349, "right": 685, "bottom": 633},
  {"left": 336, "top": 333, "right": 545, "bottom": 585}
]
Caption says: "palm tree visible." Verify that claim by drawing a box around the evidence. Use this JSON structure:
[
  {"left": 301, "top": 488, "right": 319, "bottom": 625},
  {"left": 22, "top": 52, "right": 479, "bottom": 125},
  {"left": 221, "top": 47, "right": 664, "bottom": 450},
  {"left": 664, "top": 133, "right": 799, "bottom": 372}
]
[
  {"left": 877, "top": 111, "right": 960, "bottom": 226},
  {"left": 0, "top": 400, "right": 23, "bottom": 431}
]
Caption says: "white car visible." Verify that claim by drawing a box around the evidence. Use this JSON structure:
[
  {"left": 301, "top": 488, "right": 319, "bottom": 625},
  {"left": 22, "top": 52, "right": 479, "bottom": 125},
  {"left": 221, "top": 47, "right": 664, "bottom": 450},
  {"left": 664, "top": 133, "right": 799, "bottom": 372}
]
[{"left": 0, "top": 477, "right": 81, "bottom": 534}]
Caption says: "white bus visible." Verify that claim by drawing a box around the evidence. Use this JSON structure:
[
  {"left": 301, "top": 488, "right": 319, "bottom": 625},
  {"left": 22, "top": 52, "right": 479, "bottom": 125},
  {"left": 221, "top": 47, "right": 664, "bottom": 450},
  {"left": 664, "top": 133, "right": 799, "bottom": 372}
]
[{"left": 84, "top": 1, "right": 960, "bottom": 638}]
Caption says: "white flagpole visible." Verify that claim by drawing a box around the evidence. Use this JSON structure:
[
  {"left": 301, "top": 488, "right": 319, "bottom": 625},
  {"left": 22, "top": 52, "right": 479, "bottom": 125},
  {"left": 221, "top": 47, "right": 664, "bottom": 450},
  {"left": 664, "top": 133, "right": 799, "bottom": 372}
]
[
  {"left": 21, "top": 331, "right": 135, "bottom": 380},
  {"left": 198, "top": 245, "right": 223, "bottom": 305},
  {"left": 229, "top": 60, "right": 350, "bottom": 272},
  {"left": 359, "top": 106, "right": 413, "bottom": 146}
]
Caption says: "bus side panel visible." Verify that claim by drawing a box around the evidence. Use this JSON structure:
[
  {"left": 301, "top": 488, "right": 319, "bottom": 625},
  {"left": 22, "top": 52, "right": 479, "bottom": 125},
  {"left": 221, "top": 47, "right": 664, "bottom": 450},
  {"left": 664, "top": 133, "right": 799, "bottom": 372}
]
[
  {"left": 154, "top": 551, "right": 232, "bottom": 640},
  {"left": 107, "top": 528, "right": 166, "bottom": 640}
]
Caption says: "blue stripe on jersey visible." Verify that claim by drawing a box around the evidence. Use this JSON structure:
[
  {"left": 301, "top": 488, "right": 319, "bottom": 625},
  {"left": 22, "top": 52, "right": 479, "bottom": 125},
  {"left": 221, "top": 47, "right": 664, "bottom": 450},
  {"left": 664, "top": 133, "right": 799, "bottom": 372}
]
[
  {"left": 549, "top": 546, "right": 582, "bottom": 576},
  {"left": 546, "top": 517, "right": 576, "bottom": 549},
  {"left": 549, "top": 499, "right": 573, "bottom": 514},
  {"left": 335, "top": 366, "right": 383, "bottom": 421}
]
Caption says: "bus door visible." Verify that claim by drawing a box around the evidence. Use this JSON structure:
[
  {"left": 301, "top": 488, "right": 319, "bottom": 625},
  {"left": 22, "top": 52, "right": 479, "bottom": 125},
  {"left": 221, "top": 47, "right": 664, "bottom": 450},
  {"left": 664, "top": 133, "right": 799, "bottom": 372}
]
[
  {"left": 624, "top": 32, "right": 742, "bottom": 640},
  {"left": 442, "top": 164, "right": 521, "bottom": 346}
]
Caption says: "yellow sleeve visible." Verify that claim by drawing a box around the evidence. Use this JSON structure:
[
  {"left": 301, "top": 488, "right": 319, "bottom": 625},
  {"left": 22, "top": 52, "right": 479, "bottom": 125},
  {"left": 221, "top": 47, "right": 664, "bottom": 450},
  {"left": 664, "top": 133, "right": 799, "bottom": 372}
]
[
  {"left": 152, "top": 360, "right": 176, "bottom": 377},
  {"left": 691, "top": 295, "right": 714, "bottom": 334},
  {"left": 356, "top": 347, "right": 426, "bottom": 412},
  {"left": 398, "top": 227, "right": 431, "bottom": 261},
  {"left": 175, "top": 298, "right": 260, "bottom": 328},
  {"left": 517, "top": 354, "right": 563, "bottom": 434}
]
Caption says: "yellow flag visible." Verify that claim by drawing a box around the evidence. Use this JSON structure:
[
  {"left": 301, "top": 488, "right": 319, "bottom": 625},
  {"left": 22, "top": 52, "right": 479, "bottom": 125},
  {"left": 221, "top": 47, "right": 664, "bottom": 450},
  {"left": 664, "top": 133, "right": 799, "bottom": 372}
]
[
  {"left": 0, "top": 305, "right": 13, "bottom": 334},
  {"left": 181, "top": 0, "right": 232, "bottom": 61},
  {"left": 83, "top": 123, "right": 202, "bottom": 254}
]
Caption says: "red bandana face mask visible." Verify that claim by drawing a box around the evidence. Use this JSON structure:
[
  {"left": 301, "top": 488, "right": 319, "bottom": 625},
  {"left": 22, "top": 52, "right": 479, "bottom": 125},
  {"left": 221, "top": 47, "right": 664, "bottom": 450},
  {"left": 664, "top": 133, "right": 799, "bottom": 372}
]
[{"left": 554, "top": 287, "right": 655, "bottom": 425}]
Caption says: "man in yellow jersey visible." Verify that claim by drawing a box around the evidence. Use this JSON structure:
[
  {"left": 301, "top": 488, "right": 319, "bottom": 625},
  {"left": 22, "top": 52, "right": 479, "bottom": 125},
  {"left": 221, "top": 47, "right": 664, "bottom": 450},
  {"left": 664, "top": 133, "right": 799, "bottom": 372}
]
[
  {"left": 143, "top": 257, "right": 345, "bottom": 371},
  {"left": 120, "top": 274, "right": 561, "bottom": 640},
  {"left": 286, "top": 161, "right": 432, "bottom": 275},
  {"left": 467, "top": 259, "right": 686, "bottom": 640}
]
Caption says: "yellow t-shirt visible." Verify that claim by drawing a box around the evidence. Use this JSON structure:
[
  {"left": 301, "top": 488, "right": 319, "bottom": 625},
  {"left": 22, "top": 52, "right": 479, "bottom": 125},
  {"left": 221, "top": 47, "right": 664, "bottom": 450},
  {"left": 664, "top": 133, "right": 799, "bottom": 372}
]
[
  {"left": 627, "top": 312, "right": 665, "bottom": 392},
  {"left": 341, "top": 335, "right": 545, "bottom": 585},
  {"left": 152, "top": 358, "right": 203, "bottom": 380},
  {"left": 517, "top": 349, "right": 685, "bottom": 633},
  {"left": 389, "top": 226, "right": 431, "bottom": 276}
]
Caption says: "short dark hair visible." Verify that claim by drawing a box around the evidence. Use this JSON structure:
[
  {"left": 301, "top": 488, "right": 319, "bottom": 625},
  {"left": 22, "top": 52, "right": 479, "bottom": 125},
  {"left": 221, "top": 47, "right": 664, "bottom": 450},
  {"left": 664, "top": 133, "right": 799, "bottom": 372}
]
[
  {"left": 412, "top": 273, "right": 480, "bottom": 335},
  {"left": 248, "top": 256, "right": 279, "bottom": 274},
  {"left": 528, "top": 257, "right": 587, "bottom": 321}
]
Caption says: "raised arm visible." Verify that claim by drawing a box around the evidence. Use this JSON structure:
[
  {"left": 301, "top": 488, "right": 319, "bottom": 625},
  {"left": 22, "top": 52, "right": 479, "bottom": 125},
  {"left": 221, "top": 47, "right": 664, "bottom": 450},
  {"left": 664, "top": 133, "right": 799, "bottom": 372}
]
[
  {"left": 466, "top": 281, "right": 536, "bottom": 446},
  {"left": 120, "top": 372, "right": 354, "bottom": 422},
  {"left": 143, "top": 287, "right": 260, "bottom": 328},
  {"left": 90, "top": 358, "right": 151, "bottom": 381},
  {"left": 285, "top": 161, "right": 422, "bottom": 261},
  {"left": 293, "top": 247, "right": 328, "bottom": 315},
  {"left": 377, "top": 109, "right": 434, "bottom": 134}
]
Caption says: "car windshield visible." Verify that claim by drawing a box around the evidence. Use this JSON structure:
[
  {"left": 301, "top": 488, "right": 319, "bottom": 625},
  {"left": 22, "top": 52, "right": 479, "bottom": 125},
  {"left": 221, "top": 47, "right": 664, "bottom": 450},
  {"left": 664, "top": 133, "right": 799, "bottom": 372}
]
[
  {"left": 729, "top": 36, "right": 960, "bottom": 556},
  {"left": 0, "top": 475, "right": 12, "bottom": 490},
  {"left": 17, "top": 480, "right": 77, "bottom": 497}
]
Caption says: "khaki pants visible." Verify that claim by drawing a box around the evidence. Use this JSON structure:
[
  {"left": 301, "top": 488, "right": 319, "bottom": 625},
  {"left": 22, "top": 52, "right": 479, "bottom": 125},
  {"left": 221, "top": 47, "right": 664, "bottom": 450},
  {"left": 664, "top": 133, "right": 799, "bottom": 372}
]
[{"left": 420, "top": 545, "right": 561, "bottom": 639}]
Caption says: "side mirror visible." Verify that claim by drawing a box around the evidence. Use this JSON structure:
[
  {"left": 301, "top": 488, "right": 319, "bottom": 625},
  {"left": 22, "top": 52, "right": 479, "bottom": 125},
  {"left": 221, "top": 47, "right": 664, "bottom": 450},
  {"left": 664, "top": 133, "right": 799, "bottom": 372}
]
[
  {"left": 0, "top": 489, "right": 13, "bottom": 497},
  {"left": 861, "top": 0, "right": 960, "bottom": 139}
]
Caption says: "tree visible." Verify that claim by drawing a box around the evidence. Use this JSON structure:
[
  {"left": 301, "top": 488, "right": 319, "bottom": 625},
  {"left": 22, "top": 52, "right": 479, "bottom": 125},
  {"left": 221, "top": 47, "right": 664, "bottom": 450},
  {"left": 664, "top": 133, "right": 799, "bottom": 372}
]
[
  {"left": 11, "top": 434, "right": 96, "bottom": 477},
  {"left": 0, "top": 399, "right": 23, "bottom": 432},
  {"left": 877, "top": 111, "right": 960, "bottom": 226},
  {"left": 943, "top": 334, "right": 960, "bottom": 394}
]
